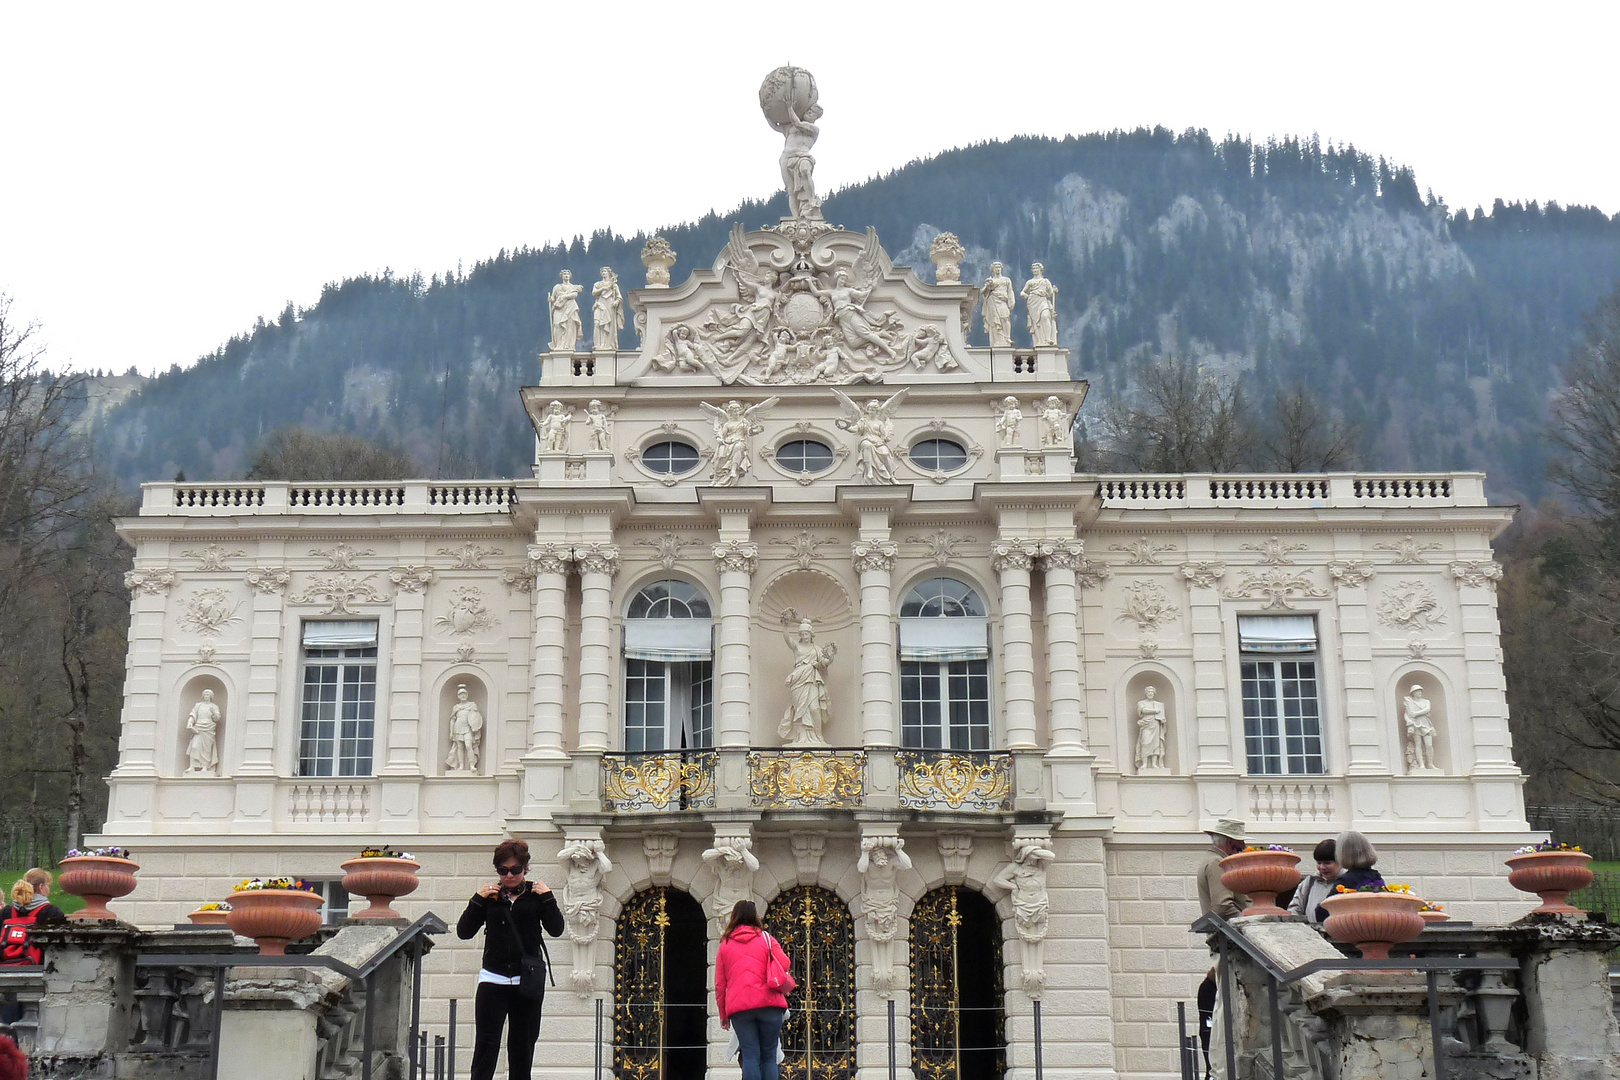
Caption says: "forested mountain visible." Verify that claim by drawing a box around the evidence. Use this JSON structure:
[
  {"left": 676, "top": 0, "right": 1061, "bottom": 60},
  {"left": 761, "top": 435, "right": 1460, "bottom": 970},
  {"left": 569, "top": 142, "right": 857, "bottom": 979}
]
[{"left": 90, "top": 129, "right": 1620, "bottom": 502}]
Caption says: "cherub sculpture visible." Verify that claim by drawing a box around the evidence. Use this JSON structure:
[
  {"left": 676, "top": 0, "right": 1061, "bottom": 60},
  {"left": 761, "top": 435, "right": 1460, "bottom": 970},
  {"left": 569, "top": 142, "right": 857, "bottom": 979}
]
[
  {"left": 538, "top": 401, "right": 574, "bottom": 454},
  {"left": 832, "top": 387, "right": 908, "bottom": 484},
  {"left": 1039, "top": 395, "right": 1071, "bottom": 448},
  {"left": 584, "top": 399, "right": 616, "bottom": 453},
  {"left": 992, "top": 396, "right": 1024, "bottom": 448},
  {"left": 699, "top": 397, "right": 779, "bottom": 486},
  {"left": 652, "top": 324, "right": 713, "bottom": 374}
]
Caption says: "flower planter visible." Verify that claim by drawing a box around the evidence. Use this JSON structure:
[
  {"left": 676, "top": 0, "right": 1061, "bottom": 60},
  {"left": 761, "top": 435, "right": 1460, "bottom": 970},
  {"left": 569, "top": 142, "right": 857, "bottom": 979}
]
[
  {"left": 1418, "top": 910, "right": 1451, "bottom": 925},
  {"left": 225, "top": 889, "right": 323, "bottom": 955},
  {"left": 340, "top": 856, "right": 421, "bottom": 920},
  {"left": 1505, "top": 850, "right": 1594, "bottom": 915},
  {"left": 187, "top": 909, "right": 231, "bottom": 926},
  {"left": 1218, "top": 850, "right": 1303, "bottom": 916},
  {"left": 58, "top": 856, "right": 140, "bottom": 921},
  {"left": 1320, "top": 892, "right": 1428, "bottom": 959}
]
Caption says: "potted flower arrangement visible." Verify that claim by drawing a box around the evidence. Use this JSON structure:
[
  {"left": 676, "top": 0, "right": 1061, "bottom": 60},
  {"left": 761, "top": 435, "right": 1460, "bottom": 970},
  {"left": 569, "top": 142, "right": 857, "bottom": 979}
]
[
  {"left": 340, "top": 846, "right": 421, "bottom": 921},
  {"left": 1418, "top": 901, "right": 1449, "bottom": 925},
  {"left": 225, "top": 877, "right": 323, "bottom": 955},
  {"left": 1320, "top": 882, "right": 1428, "bottom": 959},
  {"left": 1505, "top": 841, "right": 1593, "bottom": 915},
  {"left": 187, "top": 901, "right": 232, "bottom": 926},
  {"left": 1218, "top": 844, "right": 1303, "bottom": 917},
  {"left": 58, "top": 846, "right": 139, "bottom": 922}
]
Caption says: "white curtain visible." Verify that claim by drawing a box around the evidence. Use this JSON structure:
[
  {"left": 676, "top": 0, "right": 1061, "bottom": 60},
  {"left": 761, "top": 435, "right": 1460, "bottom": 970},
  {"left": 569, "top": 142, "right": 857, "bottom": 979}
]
[
  {"left": 624, "top": 619, "right": 714, "bottom": 662},
  {"left": 899, "top": 617, "right": 989, "bottom": 662},
  {"left": 1237, "top": 615, "right": 1317, "bottom": 653},
  {"left": 302, "top": 620, "right": 379, "bottom": 647}
]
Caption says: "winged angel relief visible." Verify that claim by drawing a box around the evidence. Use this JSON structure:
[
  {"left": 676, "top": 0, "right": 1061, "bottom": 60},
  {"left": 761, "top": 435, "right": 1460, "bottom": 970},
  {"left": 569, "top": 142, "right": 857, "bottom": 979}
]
[
  {"left": 832, "top": 387, "right": 907, "bottom": 484},
  {"left": 652, "top": 224, "right": 955, "bottom": 385}
]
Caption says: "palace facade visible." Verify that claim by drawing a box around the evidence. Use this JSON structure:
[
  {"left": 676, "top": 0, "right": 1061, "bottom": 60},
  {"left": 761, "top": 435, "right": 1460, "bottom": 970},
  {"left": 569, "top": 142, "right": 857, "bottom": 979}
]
[{"left": 97, "top": 69, "right": 1535, "bottom": 1080}]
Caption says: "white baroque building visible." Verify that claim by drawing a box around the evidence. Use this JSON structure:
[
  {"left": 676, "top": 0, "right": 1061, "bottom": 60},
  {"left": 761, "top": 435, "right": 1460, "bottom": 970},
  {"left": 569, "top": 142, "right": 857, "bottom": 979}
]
[{"left": 98, "top": 68, "right": 1535, "bottom": 1080}]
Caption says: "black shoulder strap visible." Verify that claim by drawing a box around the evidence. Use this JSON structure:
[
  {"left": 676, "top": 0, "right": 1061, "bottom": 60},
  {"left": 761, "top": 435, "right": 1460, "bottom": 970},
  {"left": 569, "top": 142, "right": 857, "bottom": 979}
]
[{"left": 499, "top": 897, "right": 555, "bottom": 987}]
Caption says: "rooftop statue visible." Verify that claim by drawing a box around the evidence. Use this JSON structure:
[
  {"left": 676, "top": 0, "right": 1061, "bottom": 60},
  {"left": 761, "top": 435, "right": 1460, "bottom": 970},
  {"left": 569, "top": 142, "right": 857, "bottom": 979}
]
[
  {"left": 760, "top": 66, "right": 823, "bottom": 221},
  {"left": 549, "top": 270, "right": 584, "bottom": 353}
]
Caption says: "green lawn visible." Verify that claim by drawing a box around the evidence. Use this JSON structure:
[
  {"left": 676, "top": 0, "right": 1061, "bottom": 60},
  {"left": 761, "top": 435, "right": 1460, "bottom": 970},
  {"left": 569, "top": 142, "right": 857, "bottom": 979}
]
[{"left": 0, "top": 869, "right": 86, "bottom": 917}]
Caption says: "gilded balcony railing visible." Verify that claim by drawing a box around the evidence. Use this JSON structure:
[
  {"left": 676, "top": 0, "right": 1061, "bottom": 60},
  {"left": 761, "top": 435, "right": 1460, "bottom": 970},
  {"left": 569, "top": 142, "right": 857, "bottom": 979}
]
[
  {"left": 601, "top": 751, "right": 717, "bottom": 812},
  {"left": 746, "top": 750, "right": 866, "bottom": 809},
  {"left": 896, "top": 750, "right": 1013, "bottom": 812}
]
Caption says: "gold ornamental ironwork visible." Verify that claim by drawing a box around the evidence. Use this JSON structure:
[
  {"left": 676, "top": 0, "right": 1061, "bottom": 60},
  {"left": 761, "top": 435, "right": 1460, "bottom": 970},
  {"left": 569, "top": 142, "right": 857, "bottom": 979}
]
[
  {"left": 896, "top": 751, "right": 1012, "bottom": 812},
  {"left": 747, "top": 750, "right": 866, "bottom": 809},
  {"left": 767, "top": 885, "right": 857, "bottom": 1080},
  {"left": 910, "top": 886, "right": 1006, "bottom": 1080},
  {"left": 612, "top": 886, "right": 707, "bottom": 1080},
  {"left": 602, "top": 751, "right": 717, "bottom": 812}
]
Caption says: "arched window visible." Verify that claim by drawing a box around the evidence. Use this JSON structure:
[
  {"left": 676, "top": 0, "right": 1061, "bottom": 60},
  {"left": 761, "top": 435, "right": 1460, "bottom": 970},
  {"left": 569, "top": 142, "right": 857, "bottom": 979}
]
[
  {"left": 624, "top": 580, "right": 714, "bottom": 752},
  {"left": 898, "top": 578, "right": 991, "bottom": 751}
]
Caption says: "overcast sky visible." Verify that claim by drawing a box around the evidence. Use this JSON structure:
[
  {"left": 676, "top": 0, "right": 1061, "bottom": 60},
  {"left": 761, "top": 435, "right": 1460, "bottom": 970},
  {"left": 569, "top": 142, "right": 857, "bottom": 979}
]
[{"left": 3, "top": 2, "right": 1616, "bottom": 376}]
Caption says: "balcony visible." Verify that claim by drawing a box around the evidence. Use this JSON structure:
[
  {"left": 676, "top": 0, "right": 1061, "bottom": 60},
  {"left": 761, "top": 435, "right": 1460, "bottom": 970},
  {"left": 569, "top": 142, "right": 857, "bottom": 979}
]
[
  {"left": 746, "top": 749, "right": 866, "bottom": 809},
  {"left": 600, "top": 751, "right": 718, "bottom": 812},
  {"left": 896, "top": 750, "right": 1013, "bottom": 812}
]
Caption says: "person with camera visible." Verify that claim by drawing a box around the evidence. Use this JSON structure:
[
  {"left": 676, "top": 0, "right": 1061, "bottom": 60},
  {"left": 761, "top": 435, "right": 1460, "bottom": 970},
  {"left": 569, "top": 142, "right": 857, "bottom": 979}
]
[{"left": 457, "top": 838, "right": 564, "bottom": 1080}]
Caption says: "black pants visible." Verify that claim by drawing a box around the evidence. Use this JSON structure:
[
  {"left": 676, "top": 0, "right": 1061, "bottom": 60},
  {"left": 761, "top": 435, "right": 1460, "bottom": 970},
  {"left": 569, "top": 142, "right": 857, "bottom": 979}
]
[
  {"left": 1197, "top": 972, "right": 1217, "bottom": 1078},
  {"left": 471, "top": 981, "right": 544, "bottom": 1080}
]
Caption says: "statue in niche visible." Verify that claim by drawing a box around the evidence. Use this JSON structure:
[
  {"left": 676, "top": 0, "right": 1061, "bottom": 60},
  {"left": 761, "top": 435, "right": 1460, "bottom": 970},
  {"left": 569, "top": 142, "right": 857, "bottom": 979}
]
[
  {"left": 759, "top": 66, "right": 823, "bottom": 220},
  {"left": 557, "top": 837, "right": 612, "bottom": 993},
  {"left": 990, "top": 837, "right": 1056, "bottom": 996},
  {"left": 445, "top": 684, "right": 484, "bottom": 772},
  {"left": 832, "top": 387, "right": 907, "bottom": 484},
  {"left": 584, "top": 399, "right": 614, "bottom": 453},
  {"left": 1021, "top": 262, "right": 1059, "bottom": 347},
  {"left": 778, "top": 619, "right": 837, "bottom": 747},
  {"left": 702, "top": 835, "right": 760, "bottom": 923},
  {"left": 699, "top": 397, "right": 778, "bottom": 486},
  {"left": 1040, "top": 395, "right": 1071, "bottom": 448},
  {"left": 1404, "top": 684, "right": 1438, "bottom": 772},
  {"left": 591, "top": 268, "right": 623, "bottom": 351},
  {"left": 992, "top": 396, "right": 1024, "bottom": 448},
  {"left": 538, "top": 401, "right": 574, "bottom": 454},
  {"left": 185, "top": 689, "right": 221, "bottom": 774},
  {"left": 858, "top": 836, "right": 912, "bottom": 995},
  {"left": 981, "top": 261, "right": 1015, "bottom": 347},
  {"left": 1135, "top": 684, "right": 1169, "bottom": 773},
  {"left": 548, "top": 270, "right": 584, "bottom": 353}
]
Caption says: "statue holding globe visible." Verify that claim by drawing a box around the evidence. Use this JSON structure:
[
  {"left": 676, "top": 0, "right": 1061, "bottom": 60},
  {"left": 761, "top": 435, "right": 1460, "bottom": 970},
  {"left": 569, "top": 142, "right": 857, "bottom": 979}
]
[{"left": 760, "top": 66, "right": 824, "bottom": 220}]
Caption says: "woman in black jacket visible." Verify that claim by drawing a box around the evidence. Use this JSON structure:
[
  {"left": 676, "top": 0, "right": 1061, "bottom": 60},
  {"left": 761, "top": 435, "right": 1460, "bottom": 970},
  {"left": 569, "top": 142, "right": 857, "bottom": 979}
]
[{"left": 457, "top": 838, "right": 565, "bottom": 1080}]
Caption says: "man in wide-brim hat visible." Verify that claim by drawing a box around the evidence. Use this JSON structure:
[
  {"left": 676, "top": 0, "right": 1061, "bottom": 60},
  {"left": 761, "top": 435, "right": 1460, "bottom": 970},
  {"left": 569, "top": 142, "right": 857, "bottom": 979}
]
[{"left": 1197, "top": 817, "right": 1250, "bottom": 920}]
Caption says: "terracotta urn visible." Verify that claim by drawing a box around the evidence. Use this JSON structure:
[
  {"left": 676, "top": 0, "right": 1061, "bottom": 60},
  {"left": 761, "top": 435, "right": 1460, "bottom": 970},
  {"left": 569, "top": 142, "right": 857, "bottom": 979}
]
[
  {"left": 187, "top": 908, "right": 231, "bottom": 926},
  {"left": 1320, "top": 892, "right": 1428, "bottom": 959},
  {"left": 1218, "top": 850, "right": 1303, "bottom": 916},
  {"left": 1418, "top": 909, "right": 1451, "bottom": 925},
  {"left": 225, "top": 889, "right": 323, "bottom": 955},
  {"left": 340, "top": 856, "right": 421, "bottom": 920},
  {"left": 1505, "top": 850, "right": 1594, "bottom": 915},
  {"left": 58, "top": 855, "right": 140, "bottom": 921}
]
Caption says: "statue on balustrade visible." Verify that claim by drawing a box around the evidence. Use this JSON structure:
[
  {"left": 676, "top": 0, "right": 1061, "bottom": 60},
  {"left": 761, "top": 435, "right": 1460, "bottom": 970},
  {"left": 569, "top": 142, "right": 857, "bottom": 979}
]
[
  {"left": 446, "top": 684, "right": 484, "bottom": 772},
  {"left": 1021, "top": 262, "right": 1059, "bottom": 347},
  {"left": 1135, "top": 684, "right": 1168, "bottom": 774},
  {"left": 185, "top": 690, "right": 221, "bottom": 774},
  {"left": 981, "top": 262, "right": 1015, "bottom": 347},
  {"left": 778, "top": 619, "right": 836, "bottom": 747},
  {"left": 1404, "top": 684, "right": 1438, "bottom": 772},
  {"left": 549, "top": 270, "right": 584, "bottom": 353},
  {"left": 591, "top": 268, "right": 623, "bottom": 351}
]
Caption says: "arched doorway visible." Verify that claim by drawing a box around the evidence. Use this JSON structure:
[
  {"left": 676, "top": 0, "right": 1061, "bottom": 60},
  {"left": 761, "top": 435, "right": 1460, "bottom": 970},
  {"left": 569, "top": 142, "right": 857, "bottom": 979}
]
[
  {"left": 909, "top": 887, "right": 1005, "bottom": 1080},
  {"left": 614, "top": 887, "right": 709, "bottom": 1080},
  {"left": 766, "top": 885, "right": 856, "bottom": 1080}
]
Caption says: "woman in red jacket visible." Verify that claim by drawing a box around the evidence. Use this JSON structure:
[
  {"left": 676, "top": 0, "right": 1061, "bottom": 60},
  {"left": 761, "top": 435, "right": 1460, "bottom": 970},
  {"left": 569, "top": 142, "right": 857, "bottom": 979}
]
[{"left": 714, "top": 900, "right": 793, "bottom": 1080}]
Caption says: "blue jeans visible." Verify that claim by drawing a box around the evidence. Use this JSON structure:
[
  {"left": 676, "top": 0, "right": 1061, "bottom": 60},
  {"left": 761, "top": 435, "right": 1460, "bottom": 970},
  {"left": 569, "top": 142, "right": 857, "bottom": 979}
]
[{"left": 731, "top": 1006, "right": 786, "bottom": 1080}]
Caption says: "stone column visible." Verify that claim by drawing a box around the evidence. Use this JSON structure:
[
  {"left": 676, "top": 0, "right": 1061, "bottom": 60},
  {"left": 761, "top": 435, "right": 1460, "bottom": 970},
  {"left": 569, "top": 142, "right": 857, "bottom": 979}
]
[
  {"left": 852, "top": 539, "right": 900, "bottom": 747},
  {"left": 523, "top": 542, "right": 574, "bottom": 812},
  {"left": 1037, "top": 539, "right": 1085, "bottom": 753},
  {"left": 573, "top": 542, "right": 619, "bottom": 753},
  {"left": 992, "top": 538, "right": 1039, "bottom": 750},
  {"left": 712, "top": 540, "right": 758, "bottom": 748}
]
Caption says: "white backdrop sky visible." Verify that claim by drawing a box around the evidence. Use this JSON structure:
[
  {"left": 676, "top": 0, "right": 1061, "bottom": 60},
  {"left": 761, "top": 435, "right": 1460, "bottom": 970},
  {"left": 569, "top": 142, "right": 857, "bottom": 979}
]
[{"left": 2, "top": 1, "right": 1616, "bottom": 376}]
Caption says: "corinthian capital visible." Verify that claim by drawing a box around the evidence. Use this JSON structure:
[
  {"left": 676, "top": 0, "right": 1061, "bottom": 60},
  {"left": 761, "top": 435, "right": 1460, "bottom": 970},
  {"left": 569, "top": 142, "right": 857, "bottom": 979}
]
[
  {"left": 851, "top": 539, "right": 899, "bottom": 575},
  {"left": 526, "top": 543, "right": 575, "bottom": 577},
  {"left": 712, "top": 540, "right": 759, "bottom": 576},
  {"left": 573, "top": 543, "right": 620, "bottom": 578},
  {"left": 990, "top": 538, "right": 1037, "bottom": 575},
  {"left": 1036, "top": 539, "right": 1087, "bottom": 572}
]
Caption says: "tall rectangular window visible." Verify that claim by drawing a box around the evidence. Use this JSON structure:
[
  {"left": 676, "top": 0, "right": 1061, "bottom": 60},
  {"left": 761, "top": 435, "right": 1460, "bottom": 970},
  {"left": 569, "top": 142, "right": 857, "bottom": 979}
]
[
  {"left": 299, "top": 621, "right": 378, "bottom": 777},
  {"left": 901, "top": 659, "right": 991, "bottom": 751},
  {"left": 623, "top": 659, "right": 712, "bottom": 752},
  {"left": 1238, "top": 615, "right": 1324, "bottom": 775}
]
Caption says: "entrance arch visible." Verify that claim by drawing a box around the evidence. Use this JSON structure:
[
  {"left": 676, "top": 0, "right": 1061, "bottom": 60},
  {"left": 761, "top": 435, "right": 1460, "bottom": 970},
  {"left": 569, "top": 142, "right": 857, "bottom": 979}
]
[
  {"left": 909, "top": 886, "right": 1006, "bottom": 1080},
  {"left": 765, "top": 885, "right": 856, "bottom": 1080},
  {"left": 614, "top": 886, "right": 708, "bottom": 1080}
]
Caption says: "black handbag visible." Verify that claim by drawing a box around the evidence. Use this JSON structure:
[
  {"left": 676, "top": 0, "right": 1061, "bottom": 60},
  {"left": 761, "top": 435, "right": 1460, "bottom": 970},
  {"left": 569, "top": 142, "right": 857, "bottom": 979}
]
[{"left": 498, "top": 895, "right": 553, "bottom": 1000}]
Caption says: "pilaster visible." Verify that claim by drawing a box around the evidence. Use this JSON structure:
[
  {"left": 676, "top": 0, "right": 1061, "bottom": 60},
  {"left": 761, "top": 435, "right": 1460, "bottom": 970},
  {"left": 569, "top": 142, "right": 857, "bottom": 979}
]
[
  {"left": 992, "top": 538, "right": 1039, "bottom": 750},
  {"left": 523, "top": 540, "right": 574, "bottom": 813},
  {"left": 1039, "top": 539, "right": 1097, "bottom": 814},
  {"left": 574, "top": 542, "right": 619, "bottom": 754}
]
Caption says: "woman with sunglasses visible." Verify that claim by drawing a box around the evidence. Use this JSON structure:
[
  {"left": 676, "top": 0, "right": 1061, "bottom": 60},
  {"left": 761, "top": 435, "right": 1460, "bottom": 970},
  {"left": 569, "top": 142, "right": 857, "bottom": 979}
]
[{"left": 457, "top": 838, "right": 564, "bottom": 1080}]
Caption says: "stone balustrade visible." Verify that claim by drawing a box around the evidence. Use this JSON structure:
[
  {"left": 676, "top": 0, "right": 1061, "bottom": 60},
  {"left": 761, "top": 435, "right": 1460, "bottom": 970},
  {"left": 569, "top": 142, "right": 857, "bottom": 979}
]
[
  {"left": 1097, "top": 471, "right": 1485, "bottom": 508},
  {"left": 139, "top": 480, "right": 520, "bottom": 516}
]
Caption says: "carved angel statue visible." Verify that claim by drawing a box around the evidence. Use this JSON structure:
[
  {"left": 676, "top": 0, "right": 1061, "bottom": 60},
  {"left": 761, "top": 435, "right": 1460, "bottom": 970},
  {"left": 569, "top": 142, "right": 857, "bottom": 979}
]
[
  {"left": 832, "top": 387, "right": 908, "bottom": 484},
  {"left": 982, "top": 261, "right": 1015, "bottom": 347},
  {"left": 591, "top": 267, "right": 623, "bottom": 351},
  {"left": 557, "top": 838, "right": 613, "bottom": 944},
  {"left": 538, "top": 401, "right": 574, "bottom": 454},
  {"left": 549, "top": 270, "right": 585, "bottom": 353},
  {"left": 700, "top": 398, "right": 779, "bottom": 486},
  {"left": 651, "top": 324, "right": 714, "bottom": 375},
  {"left": 1039, "top": 395, "right": 1071, "bottom": 448},
  {"left": 712, "top": 223, "right": 784, "bottom": 368},
  {"left": 778, "top": 619, "right": 836, "bottom": 747},
  {"left": 584, "top": 399, "right": 615, "bottom": 453},
  {"left": 992, "top": 396, "right": 1024, "bottom": 448},
  {"left": 808, "top": 230, "right": 898, "bottom": 362},
  {"left": 1021, "top": 262, "right": 1059, "bottom": 347}
]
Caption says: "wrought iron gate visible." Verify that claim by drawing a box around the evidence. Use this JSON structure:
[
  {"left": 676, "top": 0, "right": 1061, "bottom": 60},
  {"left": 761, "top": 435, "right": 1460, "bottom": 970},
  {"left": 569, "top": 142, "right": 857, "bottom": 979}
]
[
  {"left": 766, "top": 885, "right": 856, "bottom": 1080},
  {"left": 614, "top": 887, "right": 708, "bottom": 1080},
  {"left": 909, "top": 886, "right": 1006, "bottom": 1080}
]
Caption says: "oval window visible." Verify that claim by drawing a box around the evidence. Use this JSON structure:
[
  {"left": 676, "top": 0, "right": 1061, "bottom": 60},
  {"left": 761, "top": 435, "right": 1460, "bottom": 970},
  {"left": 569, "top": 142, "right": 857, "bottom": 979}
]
[
  {"left": 642, "top": 440, "right": 700, "bottom": 475},
  {"left": 777, "top": 439, "right": 834, "bottom": 474},
  {"left": 910, "top": 439, "right": 968, "bottom": 472}
]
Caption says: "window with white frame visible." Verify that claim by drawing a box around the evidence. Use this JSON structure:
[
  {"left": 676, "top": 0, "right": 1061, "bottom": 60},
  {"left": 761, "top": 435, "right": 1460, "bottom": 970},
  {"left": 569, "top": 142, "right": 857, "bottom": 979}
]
[
  {"left": 298, "top": 621, "right": 379, "bottom": 777},
  {"left": 306, "top": 879, "right": 351, "bottom": 923},
  {"left": 1238, "top": 615, "right": 1325, "bottom": 775},
  {"left": 623, "top": 580, "right": 714, "bottom": 752},
  {"left": 899, "top": 578, "right": 991, "bottom": 751}
]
